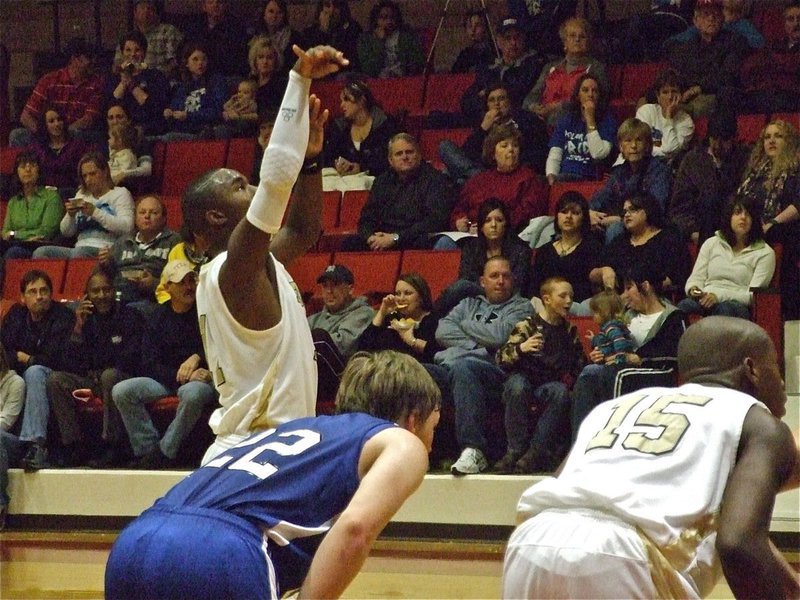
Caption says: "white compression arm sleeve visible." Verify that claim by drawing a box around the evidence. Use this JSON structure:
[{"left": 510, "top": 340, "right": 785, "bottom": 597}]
[{"left": 247, "top": 70, "right": 311, "bottom": 234}]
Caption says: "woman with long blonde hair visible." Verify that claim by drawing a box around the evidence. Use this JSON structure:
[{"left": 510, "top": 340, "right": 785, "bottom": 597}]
[{"left": 735, "top": 118, "right": 800, "bottom": 318}]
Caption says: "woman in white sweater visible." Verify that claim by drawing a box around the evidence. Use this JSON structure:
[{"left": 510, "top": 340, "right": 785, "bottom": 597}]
[{"left": 679, "top": 197, "right": 775, "bottom": 319}]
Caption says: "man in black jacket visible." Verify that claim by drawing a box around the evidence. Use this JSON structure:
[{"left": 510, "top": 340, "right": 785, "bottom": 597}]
[
  {"left": 1, "top": 269, "right": 75, "bottom": 471},
  {"left": 45, "top": 265, "right": 144, "bottom": 468}
]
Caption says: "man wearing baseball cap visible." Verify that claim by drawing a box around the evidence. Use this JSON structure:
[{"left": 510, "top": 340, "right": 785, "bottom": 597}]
[
  {"left": 308, "top": 264, "right": 374, "bottom": 400},
  {"left": 112, "top": 259, "right": 216, "bottom": 469},
  {"left": 461, "top": 17, "right": 547, "bottom": 123}
]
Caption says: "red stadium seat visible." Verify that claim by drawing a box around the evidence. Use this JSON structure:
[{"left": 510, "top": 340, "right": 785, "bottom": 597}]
[
  {"left": 285, "top": 252, "right": 333, "bottom": 302},
  {"left": 736, "top": 114, "right": 767, "bottom": 144},
  {"left": 161, "top": 195, "right": 183, "bottom": 232},
  {"left": 420, "top": 72, "right": 476, "bottom": 115},
  {"left": 771, "top": 113, "right": 800, "bottom": 130},
  {"left": 0, "top": 145, "right": 22, "bottom": 177},
  {"left": 754, "top": 4, "right": 786, "bottom": 45},
  {"left": 367, "top": 76, "right": 425, "bottom": 119},
  {"left": 332, "top": 251, "right": 402, "bottom": 300},
  {"left": 548, "top": 180, "right": 605, "bottom": 214},
  {"left": 619, "top": 61, "right": 668, "bottom": 102},
  {"left": 399, "top": 249, "right": 461, "bottom": 302},
  {"left": 337, "top": 189, "right": 369, "bottom": 230},
  {"left": 311, "top": 79, "right": 345, "bottom": 119},
  {"left": 321, "top": 190, "right": 341, "bottom": 231},
  {"left": 225, "top": 138, "right": 258, "bottom": 182},
  {"left": 59, "top": 257, "right": 99, "bottom": 301},
  {"left": 3, "top": 258, "right": 66, "bottom": 301},
  {"left": 160, "top": 139, "right": 228, "bottom": 197},
  {"left": 418, "top": 127, "right": 472, "bottom": 170}
]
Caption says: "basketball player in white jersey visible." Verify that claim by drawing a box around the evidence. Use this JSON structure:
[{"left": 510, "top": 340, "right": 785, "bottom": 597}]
[
  {"left": 180, "top": 46, "right": 348, "bottom": 464},
  {"left": 503, "top": 316, "right": 800, "bottom": 599}
]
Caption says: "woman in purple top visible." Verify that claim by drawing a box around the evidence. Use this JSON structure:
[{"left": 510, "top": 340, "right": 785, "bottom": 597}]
[{"left": 28, "top": 105, "right": 87, "bottom": 197}]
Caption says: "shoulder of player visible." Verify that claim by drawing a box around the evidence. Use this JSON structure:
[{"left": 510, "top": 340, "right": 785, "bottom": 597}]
[
  {"left": 359, "top": 426, "right": 428, "bottom": 477},
  {"left": 740, "top": 406, "right": 797, "bottom": 485}
]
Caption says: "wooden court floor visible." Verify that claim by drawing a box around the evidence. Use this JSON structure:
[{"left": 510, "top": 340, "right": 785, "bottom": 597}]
[{"left": 4, "top": 531, "right": 793, "bottom": 599}]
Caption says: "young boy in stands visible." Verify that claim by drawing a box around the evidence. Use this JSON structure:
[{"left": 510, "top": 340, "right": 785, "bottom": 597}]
[{"left": 495, "top": 276, "right": 585, "bottom": 474}]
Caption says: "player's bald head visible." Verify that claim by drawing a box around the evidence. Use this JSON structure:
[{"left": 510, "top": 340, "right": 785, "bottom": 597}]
[
  {"left": 182, "top": 167, "right": 247, "bottom": 234},
  {"left": 678, "top": 316, "right": 774, "bottom": 388}
]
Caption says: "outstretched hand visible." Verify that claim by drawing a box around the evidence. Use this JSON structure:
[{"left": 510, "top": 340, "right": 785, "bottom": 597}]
[{"left": 292, "top": 45, "right": 348, "bottom": 80}]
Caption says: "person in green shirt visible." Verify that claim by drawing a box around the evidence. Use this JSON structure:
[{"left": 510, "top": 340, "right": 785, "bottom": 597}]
[{"left": 1, "top": 150, "right": 64, "bottom": 259}]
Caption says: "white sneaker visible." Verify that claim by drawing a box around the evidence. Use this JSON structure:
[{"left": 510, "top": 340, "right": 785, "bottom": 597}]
[{"left": 451, "top": 447, "right": 488, "bottom": 476}]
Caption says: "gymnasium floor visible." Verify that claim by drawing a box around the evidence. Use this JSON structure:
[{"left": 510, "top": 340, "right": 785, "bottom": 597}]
[{"left": 4, "top": 531, "right": 795, "bottom": 599}]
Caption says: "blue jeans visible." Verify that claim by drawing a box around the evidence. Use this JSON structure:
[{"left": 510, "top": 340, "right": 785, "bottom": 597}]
[
  {"left": 32, "top": 245, "right": 101, "bottom": 259},
  {"left": 570, "top": 363, "right": 620, "bottom": 441},
  {"left": 502, "top": 373, "right": 571, "bottom": 456},
  {"left": 4, "top": 245, "right": 34, "bottom": 259},
  {"left": 438, "top": 139, "right": 484, "bottom": 185},
  {"left": 112, "top": 377, "right": 216, "bottom": 459},
  {"left": 448, "top": 357, "right": 507, "bottom": 453},
  {"left": 19, "top": 365, "right": 52, "bottom": 442},
  {"left": 676, "top": 297, "right": 750, "bottom": 320}
]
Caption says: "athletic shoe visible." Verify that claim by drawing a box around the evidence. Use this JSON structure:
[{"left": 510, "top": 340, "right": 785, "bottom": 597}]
[
  {"left": 128, "top": 447, "right": 173, "bottom": 470},
  {"left": 451, "top": 447, "right": 488, "bottom": 476},
  {"left": 514, "top": 447, "right": 543, "bottom": 474},
  {"left": 20, "top": 442, "right": 49, "bottom": 472},
  {"left": 493, "top": 450, "right": 523, "bottom": 474}
]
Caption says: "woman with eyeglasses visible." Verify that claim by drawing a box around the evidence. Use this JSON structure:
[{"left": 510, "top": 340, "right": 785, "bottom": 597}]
[
  {"left": 590, "top": 193, "right": 691, "bottom": 296},
  {"left": 323, "top": 77, "right": 398, "bottom": 177},
  {"left": 523, "top": 17, "right": 608, "bottom": 126}
]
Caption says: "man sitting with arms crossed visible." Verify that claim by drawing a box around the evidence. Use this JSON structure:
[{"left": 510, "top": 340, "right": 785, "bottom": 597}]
[
  {"left": 105, "top": 350, "right": 440, "bottom": 600},
  {"left": 503, "top": 316, "right": 800, "bottom": 599},
  {"left": 180, "top": 45, "right": 348, "bottom": 464}
]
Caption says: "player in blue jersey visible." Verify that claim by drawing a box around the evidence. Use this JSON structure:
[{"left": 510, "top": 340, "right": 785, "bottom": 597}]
[{"left": 105, "top": 350, "right": 440, "bottom": 600}]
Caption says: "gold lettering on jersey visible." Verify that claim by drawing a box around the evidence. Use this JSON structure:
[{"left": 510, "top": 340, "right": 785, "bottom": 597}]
[
  {"left": 199, "top": 313, "right": 208, "bottom": 350},
  {"left": 586, "top": 393, "right": 712, "bottom": 455},
  {"left": 215, "top": 364, "right": 226, "bottom": 387},
  {"left": 289, "top": 280, "right": 303, "bottom": 305}
]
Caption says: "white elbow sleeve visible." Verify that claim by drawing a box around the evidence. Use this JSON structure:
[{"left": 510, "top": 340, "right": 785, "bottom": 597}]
[{"left": 247, "top": 70, "right": 311, "bottom": 234}]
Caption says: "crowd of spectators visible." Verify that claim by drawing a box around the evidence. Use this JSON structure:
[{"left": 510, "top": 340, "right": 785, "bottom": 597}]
[{"left": 1, "top": 0, "right": 799, "bottom": 503}]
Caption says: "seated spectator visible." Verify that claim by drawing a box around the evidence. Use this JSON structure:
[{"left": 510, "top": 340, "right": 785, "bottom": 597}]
[
  {"left": 106, "top": 30, "right": 169, "bottom": 137},
  {"left": 114, "top": 0, "right": 183, "bottom": 81},
  {"left": 181, "top": 0, "right": 248, "bottom": 79},
  {"left": 680, "top": 197, "right": 775, "bottom": 320},
  {"left": 669, "top": 110, "right": 749, "bottom": 244},
  {"left": 357, "top": 0, "right": 425, "bottom": 78},
  {"left": 530, "top": 192, "right": 602, "bottom": 317},
  {"left": 590, "top": 118, "right": 673, "bottom": 243},
  {"left": 591, "top": 193, "right": 692, "bottom": 296},
  {"left": 734, "top": 118, "right": 800, "bottom": 319},
  {"left": 587, "top": 290, "right": 635, "bottom": 366},
  {"left": 162, "top": 42, "right": 226, "bottom": 140},
  {"left": 523, "top": 17, "right": 608, "bottom": 127},
  {"left": 27, "top": 105, "right": 87, "bottom": 197},
  {"left": 667, "top": 0, "right": 765, "bottom": 50},
  {"left": 0, "top": 342, "right": 24, "bottom": 433},
  {"left": 357, "top": 273, "right": 441, "bottom": 363},
  {"left": 45, "top": 265, "right": 144, "bottom": 467},
  {"left": 1, "top": 270, "right": 75, "bottom": 471},
  {"left": 1, "top": 151, "right": 64, "bottom": 260},
  {"left": 112, "top": 260, "right": 216, "bottom": 469},
  {"left": 108, "top": 122, "right": 139, "bottom": 185},
  {"left": 739, "top": 1, "right": 800, "bottom": 115},
  {"left": 431, "top": 256, "right": 532, "bottom": 475},
  {"left": 439, "top": 82, "right": 548, "bottom": 184},
  {"left": 218, "top": 79, "right": 259, "bottom": 138},
  {"left": 98, "top": 194, "right": 179, "bottom": 310},
  {"left": 449, "top": 123, "right": 549, "bottom": 238},
  {"left": 247, "top": 36, "right": 289, "bottom": 116},
  {"left": 309, "top": 264, "right": 374, "bottom": 399},
  {"left": 461, "top": 18, "right": 547, "bottom": 124},
  {"left": 545, "top": 73, "right": 616, "bottom": 184},
  {"left": 249, "top": 0, "right": 304, "bottom": 71},
  {"left": 33, "top": 152, "right": 134, "bottom": 259},
  {"left": 619, "top": 0, "right": 694, "bottom": 63},
  {"left": 0, "top": 342, "right": 25, "bottom": 529},
  {"left": 495, "top": 277, "right": 585, "bottom": 474},
  {"left": 323, "top": 77, "right": 399, "bottom": 178},
  {"left": 664, "top": 0, "right": 750, "bottom": 118},
  {"left": 11, "top": 38, "right": 103, "bottom": 147},
  {"left": 571, "top": 262, "right": 686, "bottom": 437},
  {"left": 104, "top": 103, "right": 154, "bottom": 191},
  {"left": 628, "top": 69, "right": 694, "bottom": 168},
  {"left": 251, "top": 111, "right": 276, "bottom": 185},
  {"left": 342, "top": 133, "right": 456, "bottom": 251},
  {"left": 437, "top": 199, "right": 532, "bottom": 315},
  {"left": 302, "top": 0, "right": 362, "bottom": 73},
  {"left": 450, "top": 9, "right": 496, "bottom": 74},
  {"left": 506, "top": 0, "right": 578, "bottom": 56}
]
